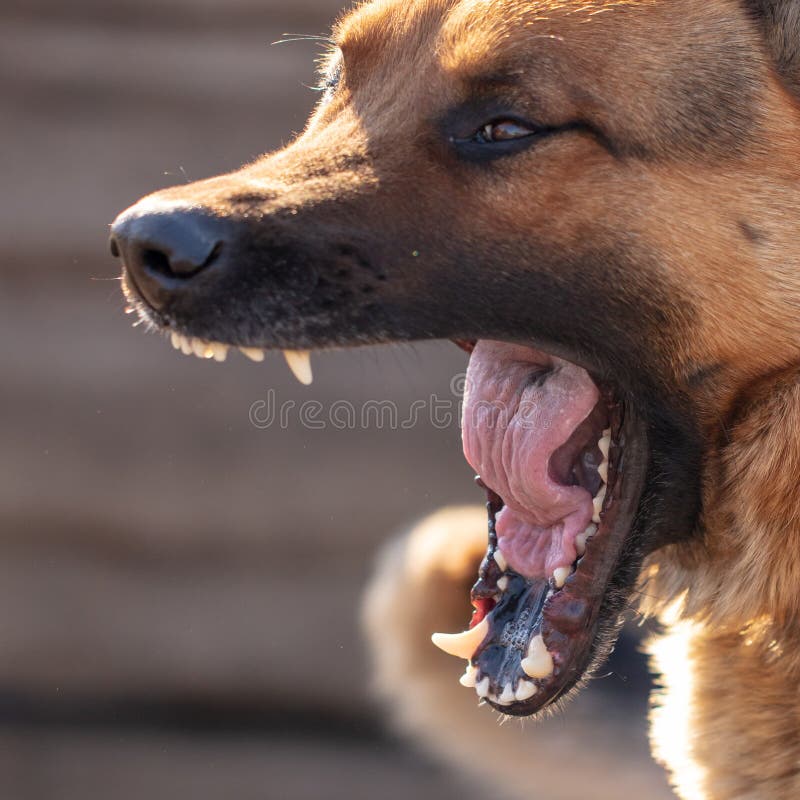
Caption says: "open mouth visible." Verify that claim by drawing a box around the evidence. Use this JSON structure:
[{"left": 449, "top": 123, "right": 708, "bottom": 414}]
[
  {"left": 122, "top": 270, "right": 650, "bottom": 719},
  {"left": 432, "top": 340, "right": 647, "bottom": 716}
]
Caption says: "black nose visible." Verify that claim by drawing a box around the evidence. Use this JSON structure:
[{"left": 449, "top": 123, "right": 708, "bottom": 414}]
[{"left": 110, "top": 207, "right": 230, "bottom": 311}]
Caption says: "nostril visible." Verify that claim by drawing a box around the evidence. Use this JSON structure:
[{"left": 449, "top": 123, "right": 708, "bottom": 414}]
[
  {"left": 139, "top": 240, "right": 223, "bottom": 279},
  {"left": 141, "top": 248, "right": 173, "bottom": 278}
]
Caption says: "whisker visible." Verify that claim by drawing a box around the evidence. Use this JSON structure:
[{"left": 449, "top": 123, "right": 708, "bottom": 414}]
[{"left": 272, "top": 33, "right": 336, "bottom": 46}]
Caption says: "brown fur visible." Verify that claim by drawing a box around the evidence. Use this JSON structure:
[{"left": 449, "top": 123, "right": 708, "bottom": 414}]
[{"left": 115, "top": 1, "right": 800, "bottom": 796}]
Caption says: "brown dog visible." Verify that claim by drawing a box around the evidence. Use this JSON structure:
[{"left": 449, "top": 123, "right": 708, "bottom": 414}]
[{"left": 110, "top": 1, "right": 800, "bottom": 797}]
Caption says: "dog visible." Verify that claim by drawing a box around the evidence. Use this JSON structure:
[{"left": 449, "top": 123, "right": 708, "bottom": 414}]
[{"left": 110, "top": 1, "right": 800, "bottom": 797}]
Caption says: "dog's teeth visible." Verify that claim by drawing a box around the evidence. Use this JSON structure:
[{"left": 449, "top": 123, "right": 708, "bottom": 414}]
[
  {"left": 575, "top": 523, "right": 597, "bottom": 556},
  {"left": 190, "top": 338, "right": 207, "bottom": 358},
  {"left": 521, "top": 634, "right": 554, "bottom": 680},
  {"left": 598, "top": 429, "right": 611, "bottom": 459},
  {"left": 497, "top": 576, "right": 509, "bottom": 593},
  {"left": 493, "top": 548, "right": 508, "bottom": 572},
  {"left": 498, "top": 684, "right": 516, "bottom": 705},
  {"left": 515, "top": 680, "right": 537, "bottom": 702},
  {"left": 239, "top": 347, "right": 265, "bottom": 362},
  {"left": 283, "top": 349, "right": 313, "bottom": 385},
  {"left": 476, "top": 676, "right": 490, "bottom": 698},
  {"left": 170, "top": 331, "right": 182, "bottom": 351},
  {"left": 459, "top": 665, "right": 478, "bottom": 688},
  {"left": 432, "top": 618, "right": 489, "bottom": 661},
  {"left": 598, "top": 460, "right": 608, "bottom": 484},
  {"left": 552, "top": 566, "right": 571, "bottom": 588},
  {"left": 179, "top": 336, "right": 193, "bottom": 356},
  {"left": 210, "top": 342, "right": 228, "bottom": 362},
  {"left": 124, "top": 306, "right": 135, "bottom": 315},
  {"left": 202, "top": 343, "right": 216, "bottom": 359},
  {"left": 592, "top": 484, "right": 607, "bottom": 523}
]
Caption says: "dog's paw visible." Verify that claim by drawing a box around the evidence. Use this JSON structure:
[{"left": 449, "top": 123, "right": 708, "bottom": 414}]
[{"left": 361, "top": 505, "right": 486, "bottom": 708}]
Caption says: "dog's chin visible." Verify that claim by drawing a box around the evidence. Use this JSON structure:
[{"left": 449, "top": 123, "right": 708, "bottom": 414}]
[{"left": 121, "top": 275, "right": 679, "bottom": 718}]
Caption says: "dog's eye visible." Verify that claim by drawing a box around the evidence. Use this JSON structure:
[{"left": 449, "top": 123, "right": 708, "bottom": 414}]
[
  {"left": 449, "top": 116, "right": 549, "bottom": 162},
  {"left": 475, "top": 120, "right": 538, "bottom": 143}
]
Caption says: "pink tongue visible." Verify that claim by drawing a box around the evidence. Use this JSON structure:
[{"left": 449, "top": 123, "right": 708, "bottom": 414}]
[{"left": 462, "top": 340, "right": 599, "bottom": 579}]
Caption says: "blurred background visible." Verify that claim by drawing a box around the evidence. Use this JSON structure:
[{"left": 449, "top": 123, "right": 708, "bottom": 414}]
[{"left": 1, "top": 1, "right": 674, "bottom": 797}]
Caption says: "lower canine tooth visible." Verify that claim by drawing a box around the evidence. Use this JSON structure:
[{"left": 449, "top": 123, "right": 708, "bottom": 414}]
[
  {"left": 239, "top": 347, "right": 265, "bottom": 362},
  {"left": 592, "top": 485, "right": 606, "bottom": 523},
  {"left": 432, "top": 618, "right": 489, "bottom": 661},
  {"left": 553, "top": 567, "right": 571, "bottom": 588},
  {"left": 521, "top": 634, "right": 554, "bottom": 679},
  {"left": 515, "top": 681, "right": 537, "bottom": 702},
  {"left": 497, "top": 576, "right": 509, "bottom": 592},
  {"left": 283, "top": 349, "right": 313, "bottom": 385}
]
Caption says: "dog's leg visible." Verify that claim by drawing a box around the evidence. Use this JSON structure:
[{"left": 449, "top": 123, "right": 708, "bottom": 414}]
[{"left": 362, "top": 507, "right": 674, "bottom": 800}]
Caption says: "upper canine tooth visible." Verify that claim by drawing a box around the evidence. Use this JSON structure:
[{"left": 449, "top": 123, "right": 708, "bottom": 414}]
[
  {"left": 521, "top": 634, "right": 554, "bottom": 679},
  {"left": 431, "top": 617, "right": 489, "bottom": 661},
  {"left": 283, "top": 349, "right": 313, "bottom": 385},
  {"left": 239, "top": 347, "right": 265, "bottom": 362},
  {"left": 493, "top": 549, "right": 508, "bottom": 572},
  {"left": 592, "top": 485, "right": 606, "bottom": 523}
]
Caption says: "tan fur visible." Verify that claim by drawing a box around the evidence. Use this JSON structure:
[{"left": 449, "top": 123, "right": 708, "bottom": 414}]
[{"left": 640, "top": 366, "right": 800, "bottom": 796}]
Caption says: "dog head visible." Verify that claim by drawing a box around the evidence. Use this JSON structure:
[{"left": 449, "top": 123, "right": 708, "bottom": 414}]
[{"left": 110, "top": 0, "right": 800, "bottom": 714}]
